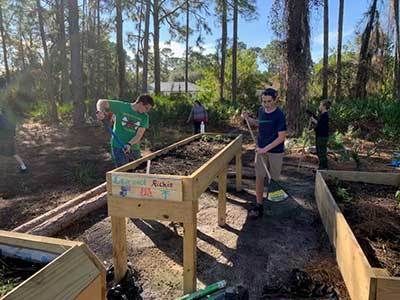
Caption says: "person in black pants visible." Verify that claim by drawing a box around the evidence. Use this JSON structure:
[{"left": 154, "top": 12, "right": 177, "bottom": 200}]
[{"left": 308, "top": 100, "right": 331, "bottom": 169}]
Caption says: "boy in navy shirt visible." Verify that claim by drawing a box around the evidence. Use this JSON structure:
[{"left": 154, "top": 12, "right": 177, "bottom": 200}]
[{"left": 242, "top": 88, "right": 287, "bottom": 219}]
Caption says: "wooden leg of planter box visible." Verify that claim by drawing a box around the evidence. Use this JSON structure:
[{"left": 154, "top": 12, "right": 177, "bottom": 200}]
[
  {"left": 218, "top": 168, "right": 227, "bottom": 226},
  {"left": 235, "top": 152, "right": 242, "bottom": 191},
  {"left": 183, "top": 214, "right": 197, "bottom": 294},
  {"left": 111, "top": 216, "right": 127, "bottom": 283}
]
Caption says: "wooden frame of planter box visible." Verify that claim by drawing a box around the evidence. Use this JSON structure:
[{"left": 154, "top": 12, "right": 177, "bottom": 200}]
[
  {"left": 0, "top": 230, "right": 106, "bottom": 300},
  {"left": 315, "top": 170, "right": 400, "bottom": 300},
  {"left": 107, "top": 133, "right": 242, "bottom": 294}
]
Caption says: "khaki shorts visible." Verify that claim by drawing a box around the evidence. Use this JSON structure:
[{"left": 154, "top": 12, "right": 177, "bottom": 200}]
[{"left": 255, "top": 152, "right": 284, "bottom": 180}]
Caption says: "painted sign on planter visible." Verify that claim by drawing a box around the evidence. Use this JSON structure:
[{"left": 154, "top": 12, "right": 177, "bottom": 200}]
[{"left": 111, "top": 173, "right": 183, "bottom": 201}]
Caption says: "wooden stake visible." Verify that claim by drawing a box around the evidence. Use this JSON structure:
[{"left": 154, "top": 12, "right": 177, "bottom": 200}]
[
  {"left": 218, "top": 168, "right": 227, "bottom": 226},
  {"left": 111, "top": 216, "right": 127, "bottom": 283}
]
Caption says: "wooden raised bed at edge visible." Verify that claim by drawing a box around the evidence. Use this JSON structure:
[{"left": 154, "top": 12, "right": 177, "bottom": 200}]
[
  {"left": 107, "top": 133, "right": 243, "bottom": 295},
  {"left": 315, "top": 170, "right": 400, "bottom": 300},
  {"left": 0, "top": 230, "right": 106, "bottom": 300}
]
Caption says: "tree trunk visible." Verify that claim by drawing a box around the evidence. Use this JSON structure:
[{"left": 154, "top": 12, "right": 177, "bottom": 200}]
[
  {"left": 136, "top": 1, "right": 143, "bottom": 96},
  {"left": 142, "top": 0, "right": 150, "bottom": 94},
  {"left": 232, "top": 0, "right": 238, "bottom": 106},
  {"left": 185, "top": 0, "right": 189, "bottom": 94},
  {"left": 394, "top": 0, "right": 400, "bottom": 101},
  {"left": 96, "top": 0, "right": 102, "bottom": 99},
  {"left": 335, "top": 0, "right": 344, "bottom": 100},
  {"left": 56, "top": 0, "right": 69, "bottom": 103},
  {"left": 14, "top": 182, "right": 106, "bottom": 233},
  {"left": 286, "top": 0, "right": 311, "bottom": 135},
  {"left": 153, "top": 0, "right": 161, "bottom": 95},
  {"left": 18, "top": 19, "right": 26, "bottom": 71},
  {"left": 322, "top": 0, "right": 329, "bottom": 99},
  {"left": 353, "top": 0, "right": 378, "bottom": 99},
  {"left": 116, "top": 0, "right": 125, "bottom": 98},
  {"left": 0, "top": 4, "right": 10, "bottom": 83},
  {"left": 68, "top": 0, "right": 85, "bottom": 126},
  {"left": 220, "top": 0, "right": 227, "bottom": 102},
  {"left": 37, "top": 0, "right": 59, "bottom": 123}
]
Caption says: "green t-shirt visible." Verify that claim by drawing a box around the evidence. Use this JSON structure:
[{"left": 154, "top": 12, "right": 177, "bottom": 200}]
[{"left": 109, "top": 100, "right": 149, "bottom": 150}]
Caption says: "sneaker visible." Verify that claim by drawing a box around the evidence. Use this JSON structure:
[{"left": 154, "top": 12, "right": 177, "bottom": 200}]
[
  {"left": 248, "top": 203, "right": 264, "bottom": 219},
  {"left": 19, "top": 166, "right": 28, "bottom": 173}
]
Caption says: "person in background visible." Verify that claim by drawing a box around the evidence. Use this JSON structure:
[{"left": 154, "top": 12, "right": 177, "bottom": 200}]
[
  {"left": 186, "top": 100, "right": 208, "bottom": 134},
  {"left": 308, "top": 100, "right": 331, "bottom": 169},
  {"left": 0, "top": 108, "right": 28, "bottom": 173},
  {"left": 96, "top": 94, "right": 154, "bottom": 167}
]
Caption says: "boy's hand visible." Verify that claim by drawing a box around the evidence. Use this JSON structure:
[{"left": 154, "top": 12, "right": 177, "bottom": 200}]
[
  {"left": 96, "top": 111, "right": 106, "bottom": 121},
  {"left": 256, "top": 146, "right": 268, "bottom": 154},
  {"left": 124, "top": 144, "right": 131, "bottom": 153}
]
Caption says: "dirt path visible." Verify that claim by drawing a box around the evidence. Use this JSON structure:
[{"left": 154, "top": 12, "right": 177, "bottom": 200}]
[{"left": 59, "top": 148, "right": 349, "bottom": 299}]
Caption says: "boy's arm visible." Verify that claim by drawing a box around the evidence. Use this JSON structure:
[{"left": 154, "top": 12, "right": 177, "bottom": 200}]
[
  {"left": 96, "top": 99, "right": 111, "bottom": 120},
  {"left": 258, "top": 131, "right": 287, "bottom": 153},
  {"left": 128, "top": 127, "right": 146, "bottom": 146}
]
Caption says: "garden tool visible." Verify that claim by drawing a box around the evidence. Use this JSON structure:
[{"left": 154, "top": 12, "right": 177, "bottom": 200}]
[
  {"left": 244, "top": 117, "right": 289, "bottom": 202},
  {"left": 179, "top": 280, "right": 227, "bottom": 300},
  {"left": 102, "top": 119, "right": 134, "bottom": 161}
]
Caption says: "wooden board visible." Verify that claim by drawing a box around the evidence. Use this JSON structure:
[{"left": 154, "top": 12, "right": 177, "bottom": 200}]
[
  {"left": 0, "top": 230, "right": 80, "bottom": 255},
  {"left": 192, "top": 135, "right": 242, "bottom": 199},
  {"left": 4, "top": 246, "right": 100, "bottom": 300},
  {"left": 75, "top": 275, "right": 104, "bottom": 300},
  {"left": 319, "top": 170, "right": 400, "bottom": 186},
  {"left": 315, "top": 171, "right": 400, "bottom": 300},
  {"left": 108, "top": 195, "right": 194, "bottom": 222},
  {"left": 110, "top": 172, "right": 183, "bottom": 202}
]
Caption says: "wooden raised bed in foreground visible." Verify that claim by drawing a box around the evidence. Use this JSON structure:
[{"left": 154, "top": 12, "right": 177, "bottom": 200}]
[
  {"left": 107, "top": 133, "right": 242, "bottom": 294},
  {"left": 315, "top": 170, "right": 400, "bottom": 300},
  {"left": 0, "top": 230, "right": 105, "bottom": 300}
]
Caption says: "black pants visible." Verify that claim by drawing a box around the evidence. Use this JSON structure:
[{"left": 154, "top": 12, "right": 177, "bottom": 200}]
[
  {"left": 193, "top": 121, "right": 201, "bottom": 134},
  {"left": 316, "top": 136, "right": 329, "bottom": 169}
]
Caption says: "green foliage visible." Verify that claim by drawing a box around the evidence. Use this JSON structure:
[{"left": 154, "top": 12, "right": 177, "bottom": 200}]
[
  {"left": 336, "top": 186, "right": 352, "bottom": 203},
  {"left": 71, "top": 161, "right": 98, "bottom": 186},
  {"left": 329, "top": 98, "right": 400, "bottom": 142}
]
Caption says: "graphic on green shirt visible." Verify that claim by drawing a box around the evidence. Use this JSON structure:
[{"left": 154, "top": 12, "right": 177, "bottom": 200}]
[{"left": 109, "top": 100, "right": 149, "bottom": 150}]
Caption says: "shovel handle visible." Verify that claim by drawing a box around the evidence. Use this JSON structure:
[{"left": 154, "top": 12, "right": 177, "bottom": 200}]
[{"left": 244, "top": 117, "right": 271, "bottom": 182}]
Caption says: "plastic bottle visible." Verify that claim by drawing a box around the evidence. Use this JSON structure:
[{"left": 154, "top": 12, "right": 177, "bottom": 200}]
[{"left": 200, "top": 121, "right": 205, "bottom": 133}]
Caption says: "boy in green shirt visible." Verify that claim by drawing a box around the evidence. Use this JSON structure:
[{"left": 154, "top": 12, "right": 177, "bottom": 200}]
[{"left": 96, "top": 94, "right": 154, "bottom": 167}]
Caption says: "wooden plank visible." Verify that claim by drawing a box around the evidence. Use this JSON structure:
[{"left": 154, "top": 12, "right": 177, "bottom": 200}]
[
  {"left": 111, "top": 216, "right": 128, "bottom": 283},
  {"left": 192, "top": 135, "right": 242, "bottom": 199},
  {"left": 183, "top": 214, "right": 197, "bottom": 294},
  {"left": 79, "top": 244, "right": 106, "bottom": 300},
  {"left": 315, "top": 171, "right": 378, "bottom": 300},
  {"left": 0, "top": 230, "right": 80, "bottom": 254},
  {"left": 4, "top": 246, "right": 99, "bottom": 300},
  {"left": 110, "top": 172, "right": 183, "bottom": 202},
  {"left": 75, "top": 275, "right": 104, "bottom": 300},
  {"left": 218, "top": 168, "right": 227, "bottom": 226},
  {"left": 375, "top": 277, "right": 400, "bottom": 300},
  {"left": 235, "top": 152, "right": 242, "bottom": 192},
  {"left": 319, "top": 170, "right": 400, "bottom": 186},
  {"left": 13, "top": 182, "right": 107, "bottom": 233},
  {"left": 111, "top": 134, "right": 202, "bottom": 172},
  {"left": 108, "top": 196, "right": 194, "bottom": 222}
]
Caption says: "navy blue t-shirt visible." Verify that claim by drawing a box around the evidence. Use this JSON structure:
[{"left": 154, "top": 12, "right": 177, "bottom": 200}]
[
  {"left": 257, "top": 107, "right": 287, "bottom": 153},
  {"left": 315, "top": 111, "right": 329, "bottom": 137}
]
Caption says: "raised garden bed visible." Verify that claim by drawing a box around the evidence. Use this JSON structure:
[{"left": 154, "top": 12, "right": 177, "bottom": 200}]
[
  {"left": 107, "top": 133, "right": 242, "bottom": 295},
  {"left": 0, "top": 230, "right": 105, "bottom": 300},
  {"left": 315, "top": 170, "right": 400, "bottom": 300}
]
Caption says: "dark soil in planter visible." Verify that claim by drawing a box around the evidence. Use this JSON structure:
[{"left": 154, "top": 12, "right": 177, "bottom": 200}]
[
  {"left": 326, "top": 179, "right": 400, "bottom": 277},
  {"left": 135, "top": 135, "right": 234, "bottom": 176},
  {"left": 0, "top": 256, "right": 46, "bottom": 296}
]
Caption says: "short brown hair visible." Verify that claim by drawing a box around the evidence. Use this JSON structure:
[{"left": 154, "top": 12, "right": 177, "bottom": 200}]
[
  {"left": 321, "top": 100, "right": 331, "bottom": 110},
  {"left": 136, "top": 94, "right": 154, "bottom": 106}
]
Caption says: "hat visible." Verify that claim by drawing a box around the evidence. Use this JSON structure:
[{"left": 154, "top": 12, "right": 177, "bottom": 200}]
[{"left": 262, "top": 88, "right": 277, "bottom": 99}]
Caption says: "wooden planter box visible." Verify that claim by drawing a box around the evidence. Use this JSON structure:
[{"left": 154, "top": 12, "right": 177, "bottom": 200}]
[
  {"left": 107, "top": 133, "right": 243, "bottom": 294},
  {"left": 315, "top": 170, "right": 400, "bottom": 300},
  {"left": 0, "top": 230, "right": 105, "bottom": 300}
]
